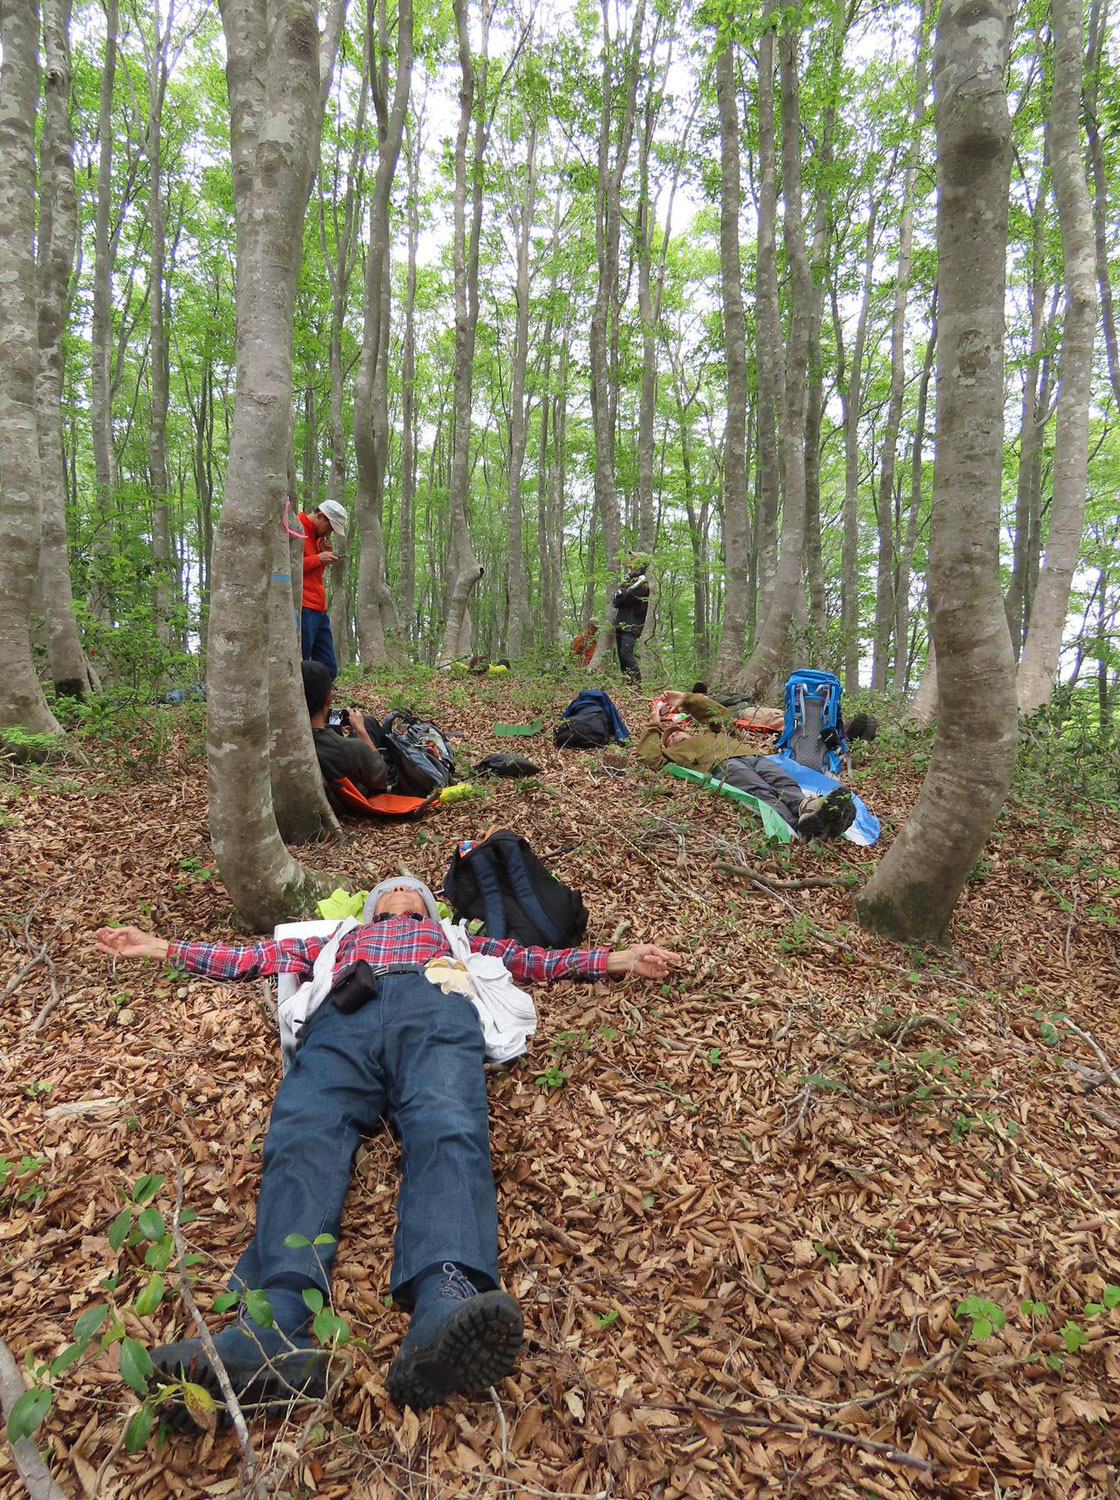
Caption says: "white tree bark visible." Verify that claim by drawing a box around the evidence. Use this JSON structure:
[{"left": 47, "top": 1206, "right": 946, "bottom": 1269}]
[
  {"left": 0, "top": 0, "right": 64, "bottom": 746},
  {"left": 355, "top": 0, "right": 412, "bottom": 664},
  {"left": 438, "top": 0, "right": 490, "bottom": 664},
  {"left": 710, "top": 34, "right": 751, "bottom": 683},
  {"left": 857, "top": 0, "right": 1018, "bottom": 946},
  {"left": 504, "top": 109, "right": 537, "bottom": 658},
  {"left": 1016, "top": 0, "right": 1098, "bottom": 712},
  {"left": 37, "top": 0, "right": 93, "bottom": 700},
  {"left": 208, "top": 0, "right": 330, "bottom": 927}
]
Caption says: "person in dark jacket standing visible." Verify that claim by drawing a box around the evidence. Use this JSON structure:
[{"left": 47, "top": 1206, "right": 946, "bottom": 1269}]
[{"left": 612, "top": 552, "right": 650, "bottom": 684}]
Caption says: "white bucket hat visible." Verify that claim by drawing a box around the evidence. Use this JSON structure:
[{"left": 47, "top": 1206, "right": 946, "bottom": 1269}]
[{"left": 317, "top": 499, "right": 347, "bottom": 533}]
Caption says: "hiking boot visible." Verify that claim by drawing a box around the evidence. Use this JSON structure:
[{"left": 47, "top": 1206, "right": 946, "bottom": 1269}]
[
  {"left": 386, "top": 1263, "right": 523, "bottom": 1411},
  {"left": 151, "top": 1296, "right": 327, "bottom": 1425},
  {"left": 796, "top": 786, "right": 855, "bottom": 842}
]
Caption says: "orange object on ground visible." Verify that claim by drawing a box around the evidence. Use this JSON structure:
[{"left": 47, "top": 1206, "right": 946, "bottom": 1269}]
[{"left": 331, "top": 777, "right": 438, "bottom": 819}]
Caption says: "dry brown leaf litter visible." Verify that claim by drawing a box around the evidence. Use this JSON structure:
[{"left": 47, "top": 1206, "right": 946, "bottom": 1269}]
[{"left": 1, "top": 675, "right": 1118, "bottom": 1500}]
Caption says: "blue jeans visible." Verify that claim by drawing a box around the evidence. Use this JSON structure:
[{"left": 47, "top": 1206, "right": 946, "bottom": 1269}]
[
  {"left": 301, "top": 607, "right": 338, "bottom": 679},
  {"left": 231, "top": 974, "right": 498, "bottom": 1310}
]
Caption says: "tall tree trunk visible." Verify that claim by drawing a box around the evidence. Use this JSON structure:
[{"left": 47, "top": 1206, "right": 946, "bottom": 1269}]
[
  {"left": 146, "top": 0, "right": 175, "bottom": 647},
  {"left": 0, "top": 0, "right": 64, "bottom": 745},
  {"left": 893, "top": 297, "right": 936, "bottom": 686},
  {"left": 438, "top": 0, "right": 489, "bottom": 663},
  {"left": 1085, "top": 0, "right": 1120, "bottom": 410},
  {"left": 732, "top": 24, "right": 810, "bottom": 699},
  {"left": 835, "top": 202, "right": 878, "bottom": 693},
  {"left": 89, "top": 0, "right": 118, "bottom": 623},
  {"left": 208, "top": 0, "right": 331, "bottom": 927},
  {"left": 355, "top": 0, "right": 412, "bottom": 664},
  {"left": 857, "top": 0, "right": 1018, "bottom": 946},
  {"left": 505, "top": 111, "right": 537, "bottom": 657},
  {"left": 1004, "top": 178, "right": 1053, "bottom": 656},
  {"left": 586, "top": 0, "right": 644, "bottom": 673},
  {"left": 37, "top": 0, "right": 91, "bottom": 700},
  {"left": 321, "top": 57, "right": 368, "bottom": 669},
  {"left": 711, "top": 35, "right": 751, "bottom": 682},
  {"left": 1017, "top": 0, "right": 1098, "bottom": 712},
  {"left": 753, "top": 10, "right": 781, "bottom": 627},
  {"left": 398, "top": 109, "right": 420, "bottom": 646},
  {"left": 535, "top": 196, "right": 561, "bottom": 651},
  {"left": 870, "top": 0, "right": 930, "bottom": 692}
]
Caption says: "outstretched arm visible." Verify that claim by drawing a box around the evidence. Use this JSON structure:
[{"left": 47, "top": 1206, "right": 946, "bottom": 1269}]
[
  {"left": 95, "top": 926, "right": 170, "bottom": 961},
  {"left": 605, "top": 944, "right": 682, "bottom": 978}
]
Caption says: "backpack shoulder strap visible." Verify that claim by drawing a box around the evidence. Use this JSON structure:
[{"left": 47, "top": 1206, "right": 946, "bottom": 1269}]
[{"left": 496, "top": 837, "right": 566, "bottom": 946}]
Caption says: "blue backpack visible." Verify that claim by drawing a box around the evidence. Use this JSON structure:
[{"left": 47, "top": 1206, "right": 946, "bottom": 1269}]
[{"left": 776, "top": 669, "right": 848, "bottom": 776}]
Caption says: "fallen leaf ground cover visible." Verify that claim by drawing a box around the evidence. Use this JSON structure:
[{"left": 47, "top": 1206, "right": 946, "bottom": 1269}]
[{"left": 1, "top": 669, "right": 1118, "bottom": 1500}]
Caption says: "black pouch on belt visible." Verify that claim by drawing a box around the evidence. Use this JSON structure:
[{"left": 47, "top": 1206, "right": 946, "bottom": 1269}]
[{"left": 328, "top": 960, "right": 380, "bottom": 1015}]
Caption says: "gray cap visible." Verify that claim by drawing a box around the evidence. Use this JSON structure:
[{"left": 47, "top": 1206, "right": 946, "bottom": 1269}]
[
  {"left": 317, "top": 499, "right": 347, "bottom": 533},
  {"left": 363, "top": 875, "right": 441, "bottom": 925}
]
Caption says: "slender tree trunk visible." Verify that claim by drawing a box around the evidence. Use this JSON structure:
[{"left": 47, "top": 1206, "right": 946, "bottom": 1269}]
[
  {"left": 1085, "top": 0, "right": 1120, "bottom": 410},
  {"left": 37, "top": 0, "right": 91, "bottom": 700},
  {"left": 871, "top": 0, "right": 930, "bottom": 692},
  {"left": 146, "top": 0, "right": 175, "bottom": 647},
  {"left": 89, "top": 0, "right": 118, "bottom": 623},
  {"left": 0, "top": 0, "right": 64, "bottom": 745},
  {"left": 711, "top": 35, "right": 751, "bottom": 682},
  {"left": 398, "top": 110, "right": 420, "bottom": 646},
  {"left": 535, "top": 196, "right": 561, "bottom": 651},
  {"left": 893, "top": 298, "right": 936, "bottom": 685},
  {"left": 505, "top": 111, "right": 536, "bottom": 657},
  {"left": 208, "top": 0, "right": 331, "bottom": 926},
  {"left": 438, "top": 0, "right": 489, "bottom": 664},
  {"left": 321, "top": 61, "right": 368, "bottom": 668},
  {"left": 835, "top": 202, "right": 878, "bottom": 693},
  {"left": 355, "top": 0, "right": 412, "bottom": 664},
  {"left": 857, "top": 0, "right": 1018, "bottom": 946},
  {"left": 586, "top": 0, "right": 644, "bottom": 673},
  {"left": 732, "top": 25, "right": 810, "bottom": 699},
  {"left": 753, "top": 10, "right": 781, "bottom": 626},
  {"left": 1017, "top": 0, "right": 1098, "bottom": 712},
  {"left": 1005, "top": 179, "right": 1052, "bottom": 657}
]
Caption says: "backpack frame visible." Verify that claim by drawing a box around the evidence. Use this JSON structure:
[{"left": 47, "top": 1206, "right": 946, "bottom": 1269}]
[{"left": 775, "top": 669, "right": 849, "bottom": 776}]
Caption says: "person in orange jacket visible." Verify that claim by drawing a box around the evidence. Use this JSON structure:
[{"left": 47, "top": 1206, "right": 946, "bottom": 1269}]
[
  {"left": 571, "top": 617, "right": 598, "bottom": 667},
  {"left": 299, "top": 499, "right": 347, "bottom": 678}
]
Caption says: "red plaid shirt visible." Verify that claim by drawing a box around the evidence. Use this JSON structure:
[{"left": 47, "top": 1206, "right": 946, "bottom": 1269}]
[{"left": 167, "top": 914, "right": 610, "bottom": 987}]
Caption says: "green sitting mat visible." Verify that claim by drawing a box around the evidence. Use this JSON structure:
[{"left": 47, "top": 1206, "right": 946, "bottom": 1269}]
[
  {"left": 494, "top": 720, "right": 543, "bottom": 738},
  {"left": 664, "top": 762, "right": 794, "bottom": 842}
]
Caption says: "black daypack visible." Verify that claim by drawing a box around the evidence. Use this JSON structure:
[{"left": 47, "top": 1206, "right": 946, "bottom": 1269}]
[
  {"left": 554, "top": 703, "right": 612, "bottom": 749},
  {"left": 443, "top": 829, "right": 588, "bottom": 948},
  {"left": 379, "top": 709, "right": 456, "bottom": 794},
  {"left": 474, "top": 753, "right": 541, "bottom": 778}
]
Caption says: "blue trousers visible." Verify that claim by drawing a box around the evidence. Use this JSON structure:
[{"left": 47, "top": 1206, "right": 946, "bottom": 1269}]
[
  {"left": 301, "top": 607, "right": 338, "bottom": 679},
  {"left": 231, "top": 974, "right": 498, "bottom": 1310}
]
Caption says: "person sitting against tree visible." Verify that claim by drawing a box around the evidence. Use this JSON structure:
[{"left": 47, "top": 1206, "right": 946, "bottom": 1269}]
[
  {"left": 611, "top": 554, "right": 651, "bottom": 685},
  {"left": 299, "top": 499, "right": 347, "bottom": 679},
  {"left": 94, "top": 881, "right": 681, "bottom": 1417},
  {"left": 638, "top": 690, "right": 855, "bottom": 841},
  {"left": 571, "top": 617, "right": 598, "bottom": 667},
  {"left": 303, "top": 659, "right": 390, "bottom": 815}
]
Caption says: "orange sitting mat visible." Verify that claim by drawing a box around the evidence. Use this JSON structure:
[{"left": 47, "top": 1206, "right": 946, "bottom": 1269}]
[{"left": 332, "top": 776, "right": 438, "bottom": 819}]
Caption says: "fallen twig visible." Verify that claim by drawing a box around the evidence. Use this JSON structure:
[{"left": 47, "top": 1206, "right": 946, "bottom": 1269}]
[
  {"left": 1064, "top": 1018, "right": 1120, "bottom": 1089},
  {"left": 169, "top": 1165, "right": 270, "bottom": 1500},
  {"left": 716, "top": 861, "right": 854, "bottom": 892},
  {"left": 0, "top": 1335, "right": 70, "bottom": 1500}
]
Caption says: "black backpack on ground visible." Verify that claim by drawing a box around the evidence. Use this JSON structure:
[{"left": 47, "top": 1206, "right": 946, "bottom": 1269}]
[
  {"left": 379, "top": 709, "right": 456, "bottom": 794},
  {"left": 554, "top": 702, "right": 612, "bottom": 749},
  {"left": 443, "top": 829, "right": 588, "bottom": 948}
]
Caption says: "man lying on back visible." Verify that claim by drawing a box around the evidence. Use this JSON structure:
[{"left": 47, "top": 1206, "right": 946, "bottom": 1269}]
[{"left": 95, "top": 879, "right": 680, "bottom": 1418}]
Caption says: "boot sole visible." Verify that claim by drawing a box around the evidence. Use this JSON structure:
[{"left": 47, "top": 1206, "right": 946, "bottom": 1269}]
[
  {"left": 387, "top": 1291, "right": 523, "bottom": 1411},
  {"left": 152, "top": 1339, "right": 328, "bottom": 1428}
]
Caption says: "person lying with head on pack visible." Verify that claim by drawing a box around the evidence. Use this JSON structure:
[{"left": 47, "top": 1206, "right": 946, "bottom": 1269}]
[
  {"left": 94, "top": 882, "right": 681, "bottom": 1418},
  {"left": 303, "top": 659, "right": 390, "bottom": 814},
  {"left": 638, "top": 692, "right": 855, "bottom": 841}
]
